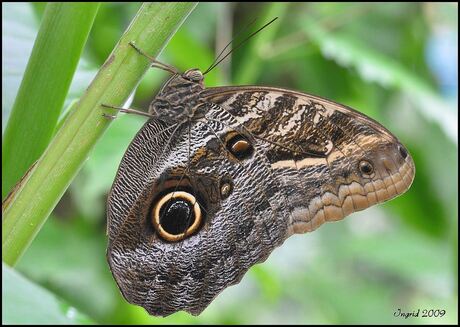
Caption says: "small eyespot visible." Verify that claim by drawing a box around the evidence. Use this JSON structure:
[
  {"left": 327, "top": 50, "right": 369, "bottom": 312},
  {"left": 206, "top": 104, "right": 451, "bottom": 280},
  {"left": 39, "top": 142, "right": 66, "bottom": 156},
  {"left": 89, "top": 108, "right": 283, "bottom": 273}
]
[
  {"left": 398, "top": 145, "right": 408, "bottom": 159},
  {"left": 358, "top": 160, "right": 374, "bottom": 177},
  {"left": 226, "top": 134, "right": 254, "bottom": 160},
  {"left": 220, "top": 178, "right": 234, "bottom": 199},
  {"left": 152, "top": 191, "right": 201, "bottom": 242}
]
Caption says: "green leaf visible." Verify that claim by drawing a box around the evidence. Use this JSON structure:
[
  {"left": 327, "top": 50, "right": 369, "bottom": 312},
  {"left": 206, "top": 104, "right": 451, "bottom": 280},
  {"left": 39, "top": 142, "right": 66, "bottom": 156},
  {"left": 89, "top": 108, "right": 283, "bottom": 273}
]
[
  {"left": 2, "top": 3, "right": 38, "bottom": 132},
  {"left": 2, "top": 3, "right": 99, "bottom": 133},
  {"left": 2, "top": 2, "right": 198, "bottom": 266},
  {"left": 234, "top": 2, "right": 289, "bottom": 85},
  {"left": 2, "top": 263, "right": 94, "bottom": 324},
  {"left": 300, "top": 20, "right": 457, "bottom": 143},
  {"left": 71, "top": 114, "right": 145, "bottom": 220},
  {"left": 250, "top": 265, "right": 282, "bottom": 304},
  {"left": 16, "top": 216, "right": 118, "bottom": 322},
  {"left": 2, "top": 3, "right": 101, "bottom": 199}
]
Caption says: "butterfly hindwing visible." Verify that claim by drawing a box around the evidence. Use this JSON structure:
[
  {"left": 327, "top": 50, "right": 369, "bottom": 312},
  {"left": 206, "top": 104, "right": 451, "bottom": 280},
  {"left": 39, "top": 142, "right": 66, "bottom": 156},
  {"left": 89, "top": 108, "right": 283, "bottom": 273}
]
[{"left": 107, "top": 112, "right": 289, "bottom": 316}]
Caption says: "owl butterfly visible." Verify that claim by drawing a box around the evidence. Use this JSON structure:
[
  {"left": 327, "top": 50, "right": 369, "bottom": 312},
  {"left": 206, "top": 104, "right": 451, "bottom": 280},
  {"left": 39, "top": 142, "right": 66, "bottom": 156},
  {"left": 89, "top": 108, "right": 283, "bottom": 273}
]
[{"left": 105, "top": 40, "right": 415, "bottom": 317}]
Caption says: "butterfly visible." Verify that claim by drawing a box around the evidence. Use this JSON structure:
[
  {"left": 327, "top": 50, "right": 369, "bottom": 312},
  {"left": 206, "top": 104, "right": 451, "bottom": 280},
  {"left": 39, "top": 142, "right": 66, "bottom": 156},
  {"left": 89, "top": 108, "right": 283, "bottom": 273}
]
[{"left": 105, "top": 41, "right": 415, "bottom": 317}]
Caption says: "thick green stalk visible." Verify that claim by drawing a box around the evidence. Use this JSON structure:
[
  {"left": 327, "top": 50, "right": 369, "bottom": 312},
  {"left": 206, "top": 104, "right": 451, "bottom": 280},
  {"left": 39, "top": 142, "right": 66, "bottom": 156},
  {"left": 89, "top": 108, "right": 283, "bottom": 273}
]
[
  {"left": 2, "top": 3, "right": 100, "bottom": 199},
  {"left": 2, "top": 2, "right": 198, "bottom": 266}
]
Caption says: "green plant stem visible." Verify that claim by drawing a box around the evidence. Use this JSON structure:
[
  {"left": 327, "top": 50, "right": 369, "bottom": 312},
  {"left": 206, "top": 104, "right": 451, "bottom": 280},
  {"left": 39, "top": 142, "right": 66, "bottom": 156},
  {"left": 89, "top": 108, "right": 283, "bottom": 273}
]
[
  {"left": 2, "top": 3, "right": 100, "bottom": 199},
  {"left": 2, "top": 2, "right": 198, "bottom": 266}
]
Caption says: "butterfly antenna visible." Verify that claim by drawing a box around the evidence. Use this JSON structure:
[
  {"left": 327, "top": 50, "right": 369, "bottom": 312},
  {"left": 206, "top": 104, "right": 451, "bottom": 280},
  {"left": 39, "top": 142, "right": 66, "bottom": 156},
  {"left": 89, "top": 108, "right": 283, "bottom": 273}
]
[
  {"left": 206, "top": 17, "right": 258, "bottom": 74},
  {"left": 203, "top": 17, "right": 278, "bottom": 75}
]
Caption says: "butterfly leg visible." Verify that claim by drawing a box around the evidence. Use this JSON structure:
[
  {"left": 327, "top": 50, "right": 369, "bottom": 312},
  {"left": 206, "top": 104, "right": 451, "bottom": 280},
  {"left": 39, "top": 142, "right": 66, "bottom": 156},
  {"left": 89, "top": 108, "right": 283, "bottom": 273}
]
[
  {"left": 101, "top": 103, "right": 155, "bottom": 118},
  {"left": 102, "top": 113, "right": 117, "bottom": 120},
  {"left": 128, "top": 41, "right": 178, "bottom": 74}
]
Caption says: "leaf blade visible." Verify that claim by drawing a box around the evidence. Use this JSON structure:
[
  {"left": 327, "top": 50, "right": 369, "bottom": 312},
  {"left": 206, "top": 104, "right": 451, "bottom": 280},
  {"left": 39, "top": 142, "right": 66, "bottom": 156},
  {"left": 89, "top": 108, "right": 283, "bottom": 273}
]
[
  {"left": 2, "top": 263, "right": 94, "bottom": 324},
  {"left": 2, "top": 3, "right": 101, "bottom": 199}
]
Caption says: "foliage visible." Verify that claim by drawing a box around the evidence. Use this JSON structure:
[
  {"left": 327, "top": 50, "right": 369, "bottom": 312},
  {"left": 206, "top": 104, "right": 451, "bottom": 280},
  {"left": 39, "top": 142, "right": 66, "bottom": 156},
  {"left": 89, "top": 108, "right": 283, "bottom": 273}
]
[
  {"left": 2, "top": 2, "right": 197, "bottom": 266},
  {"left": 2, "top": 2, "right": 458, "bottom": 324},
  {"left": 2, "top": 3, "right": 100, "bottom": 200},
  {"left": 2, "top": 263, "right": 93, "bottom": 324}
]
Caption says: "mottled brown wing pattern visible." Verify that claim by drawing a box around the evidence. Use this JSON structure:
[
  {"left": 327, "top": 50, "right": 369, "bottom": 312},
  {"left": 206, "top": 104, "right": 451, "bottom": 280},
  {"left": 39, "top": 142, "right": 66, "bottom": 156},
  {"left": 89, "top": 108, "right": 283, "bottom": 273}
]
[
  {"left": 107, "top": 113, "right": 291, "bottom": 316},
  {"left": 203, "top": 86, "right": 415, "bottom": 234},
  {"left": 107, "top": 72, "right": 415, "bottom": 317}
]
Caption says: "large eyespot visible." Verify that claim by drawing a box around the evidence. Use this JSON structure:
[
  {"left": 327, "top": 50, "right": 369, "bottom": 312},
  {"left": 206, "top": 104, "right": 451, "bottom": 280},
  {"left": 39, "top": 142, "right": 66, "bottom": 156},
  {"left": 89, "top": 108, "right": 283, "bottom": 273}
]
[
  {"left": 183, "top": 69, "right": 203, "bottom": 82},
  {"left": 152, "top": 191, "right": 201, "bottom": 242},
  {"left": 226, "top": 134, "right": 254, "bottom": 160},
  {"left": 358, "top": 160, "right": 374, "bottom": 177}
]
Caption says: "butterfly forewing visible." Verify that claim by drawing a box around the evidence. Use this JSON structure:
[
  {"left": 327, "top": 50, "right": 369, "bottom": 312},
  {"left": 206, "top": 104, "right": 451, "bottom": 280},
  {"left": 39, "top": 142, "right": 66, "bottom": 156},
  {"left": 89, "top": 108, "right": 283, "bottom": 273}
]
[{"left": 203, "top": 86, "right": 415, "bottom": 232}]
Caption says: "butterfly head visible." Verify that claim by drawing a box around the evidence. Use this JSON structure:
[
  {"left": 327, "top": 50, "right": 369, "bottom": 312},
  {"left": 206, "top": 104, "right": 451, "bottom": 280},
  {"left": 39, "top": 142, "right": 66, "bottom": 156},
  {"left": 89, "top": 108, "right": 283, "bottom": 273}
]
[{"left": 182, "top": 68, "right": 204, "bottom": 84}]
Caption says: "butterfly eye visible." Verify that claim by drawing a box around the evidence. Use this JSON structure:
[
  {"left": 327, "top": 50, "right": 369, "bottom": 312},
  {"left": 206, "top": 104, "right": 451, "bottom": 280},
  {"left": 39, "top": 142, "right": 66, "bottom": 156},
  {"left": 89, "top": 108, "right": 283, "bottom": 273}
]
[
  {"left": 358, "top": 160, "right": 374, "bottom": 177},
  {"left": 183, "top": 69, "right": 203, "bottom": 82},
  {"left": 226, "top": 134, "right": 254, "bottom": 160},
  {"left": 152, "top": 191, "right": 202, "bottom": 242}
]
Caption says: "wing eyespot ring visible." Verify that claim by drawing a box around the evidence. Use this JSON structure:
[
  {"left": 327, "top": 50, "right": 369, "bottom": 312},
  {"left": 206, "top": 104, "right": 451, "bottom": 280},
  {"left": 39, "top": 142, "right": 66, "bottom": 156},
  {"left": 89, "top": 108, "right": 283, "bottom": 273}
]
[
  {"left": 219, "top": 177, "right": 234, "bottom": 199},
  {"left": 226, "top": 133, "right": 254, "bottom": 160},
  {"left": 358, "top": 160, "right": 375, "bottom": 178},
  {"left": 152, "top": 191, "right": 201, "bottom": 242}
]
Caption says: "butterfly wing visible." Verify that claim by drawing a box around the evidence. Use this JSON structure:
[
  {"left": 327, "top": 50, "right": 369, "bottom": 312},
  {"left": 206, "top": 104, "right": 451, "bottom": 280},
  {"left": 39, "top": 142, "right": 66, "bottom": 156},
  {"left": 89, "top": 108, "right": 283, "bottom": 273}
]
[
  {"left": 107, "top": 85, "right": 415, "bottom": 317},
  {"left": 202, "top": 86, "right": 415, "bottom": 233},
  {"left": 107, "top": 114, "right": 289, "bottom": 317}
]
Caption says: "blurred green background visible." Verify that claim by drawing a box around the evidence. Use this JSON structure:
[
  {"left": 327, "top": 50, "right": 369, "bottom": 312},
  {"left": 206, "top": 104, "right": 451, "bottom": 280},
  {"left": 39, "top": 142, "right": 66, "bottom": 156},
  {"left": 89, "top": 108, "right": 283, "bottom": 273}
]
[{"left": 2, "top": 2, "right": 458, "bottom": 324}]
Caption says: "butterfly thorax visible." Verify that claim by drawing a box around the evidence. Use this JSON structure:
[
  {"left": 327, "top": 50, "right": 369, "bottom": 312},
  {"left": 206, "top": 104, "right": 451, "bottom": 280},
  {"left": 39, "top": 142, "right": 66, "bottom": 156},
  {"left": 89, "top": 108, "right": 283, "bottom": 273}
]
[{"left": 149, "top": 68, "right": 206, "bottom": 123}]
